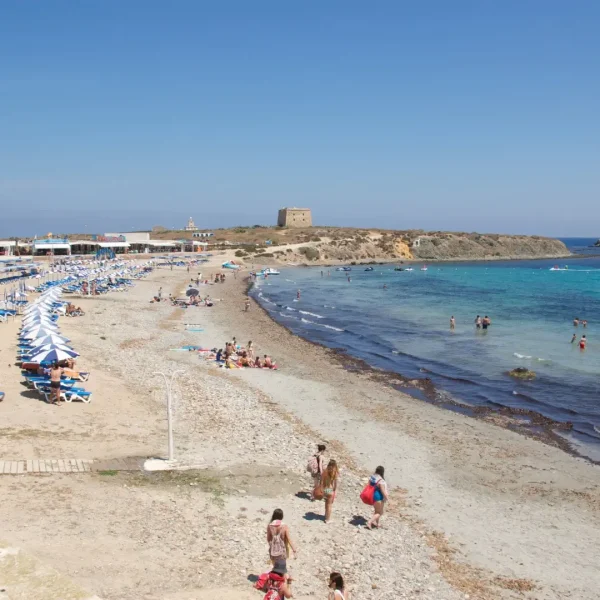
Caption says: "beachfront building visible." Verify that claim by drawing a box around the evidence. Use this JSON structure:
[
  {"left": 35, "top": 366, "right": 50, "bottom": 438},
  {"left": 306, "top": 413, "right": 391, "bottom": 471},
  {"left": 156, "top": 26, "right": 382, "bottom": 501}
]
[
  {"left": 192, "top": 231, "right": 214, "bottom": 238},
  {"left": 185, "top": 217, "right": 198, "bottom": 231},
  {"left": 277, "top": 207, "right": 312, "bottom": 228},
  {"left": 33, "top": 238, "right": 71, "bottom": 256},
  {"left": 0, "top": 241, "right": 16, "bottom": 256}
]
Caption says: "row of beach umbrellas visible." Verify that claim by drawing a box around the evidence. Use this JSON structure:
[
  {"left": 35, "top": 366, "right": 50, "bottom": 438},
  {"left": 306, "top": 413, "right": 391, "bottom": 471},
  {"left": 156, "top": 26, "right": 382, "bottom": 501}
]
[{"left": 19, "top": 287, "right": 80, "bottom": 364}]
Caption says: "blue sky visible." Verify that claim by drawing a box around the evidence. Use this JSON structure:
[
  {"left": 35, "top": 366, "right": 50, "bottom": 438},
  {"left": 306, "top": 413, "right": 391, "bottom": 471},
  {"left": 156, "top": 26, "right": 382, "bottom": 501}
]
[{"left": 1, "top": 1, "right": 598, "bottom": 237}]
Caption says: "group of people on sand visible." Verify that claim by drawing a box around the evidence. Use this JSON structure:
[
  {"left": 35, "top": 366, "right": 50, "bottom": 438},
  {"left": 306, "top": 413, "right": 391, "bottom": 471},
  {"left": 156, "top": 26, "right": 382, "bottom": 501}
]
[
  {"left": 214, "top": 273, "right": 226, "bottom": 283},
  {"left": 216, "top": 338, "right": 277, "bottom": 369},
  {"left": 256, "top": 444, "right": 389, "bottom": 598},
  {"left": 307, "top": 445, "right": 388, "bottom": 530}
]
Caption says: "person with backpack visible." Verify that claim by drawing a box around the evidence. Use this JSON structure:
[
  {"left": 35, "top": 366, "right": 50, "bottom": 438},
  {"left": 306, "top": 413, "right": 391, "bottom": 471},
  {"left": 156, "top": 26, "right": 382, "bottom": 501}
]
[
  {"left": 328, "top": 572, "right": 350, "bottom": 600},
  {"left": 307, "top": 444, "right": 326, "bottom": 500},
  {"left": 366, "top": 465, "right": 389, "bottom": 529},
  {"left": 321, "top": 459, "right": 339, "bottom": 524},
  {"left": 256, "top": 559, "right": 293, "bottom": 599},
  {"left": 267, "top": 509, "right": 298, "bottom": 563}
]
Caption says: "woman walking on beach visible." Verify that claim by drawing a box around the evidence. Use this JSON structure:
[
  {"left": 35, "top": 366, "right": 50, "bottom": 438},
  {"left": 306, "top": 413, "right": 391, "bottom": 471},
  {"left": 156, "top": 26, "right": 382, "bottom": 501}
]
[
  {"left": 308, "top": 444, "right": 326, "bottom": 500},
  {"left": 328, "top": 572, "right": 350, "bottom": 600},
  {"left": 267, "top": 509, "right": 298, "bottom": 564},
  {"left": 366, "top": 466, "right": 389, "bottom": 530},
  {"left": 321, "top": 459, "right": 339, "bottom": 523}
]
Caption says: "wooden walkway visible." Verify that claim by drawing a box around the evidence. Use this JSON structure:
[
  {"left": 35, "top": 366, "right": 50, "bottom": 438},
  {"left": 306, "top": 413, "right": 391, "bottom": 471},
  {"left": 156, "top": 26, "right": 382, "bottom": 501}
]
[{"left": 0, "top": 456, "right": 144, "bottom": 475}]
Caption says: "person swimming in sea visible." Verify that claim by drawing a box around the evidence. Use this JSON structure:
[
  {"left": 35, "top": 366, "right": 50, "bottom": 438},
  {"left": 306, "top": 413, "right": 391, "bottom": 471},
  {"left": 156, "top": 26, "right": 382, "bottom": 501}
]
[
  {"left": 571, "top": 333, "right": 577, "bottom": 344},
  {"left": 383, "top": 284, "right": 387, "bottom": 290},
  {"left": 582, "top": 320, "right": 588, "bottom": 328},
  {"left": 482, "top": 315, "right": 491, "bottom": 330},
  {"left": 579, "top": 335, "right": 587, "bottom": 350},
  {"left": 450, "top": 316, "right": 455, "bottom": 330},
  {"left": 297, "top": 289, "right": 301, "bottom": 300},
  {"left": 573, "top": 317, "right": 579, "bottom": 327},
  {"left": 475, "top": 315, "right": 482, "bottom": 329}
]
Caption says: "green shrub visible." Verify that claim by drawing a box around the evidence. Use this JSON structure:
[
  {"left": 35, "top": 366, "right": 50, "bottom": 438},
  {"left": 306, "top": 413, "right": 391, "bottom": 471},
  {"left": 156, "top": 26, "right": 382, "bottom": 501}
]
[
  {"left": 298, "top": 246, "right": 320, "bottom": 260},
  {"left": 234, "top": 250, "right": 248, "bottom": 257}
]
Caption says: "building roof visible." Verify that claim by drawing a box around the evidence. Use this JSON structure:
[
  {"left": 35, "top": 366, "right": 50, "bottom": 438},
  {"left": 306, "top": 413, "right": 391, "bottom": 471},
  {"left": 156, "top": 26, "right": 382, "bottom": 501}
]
[{"left": 281, "top": 207, "right": 310, "bottom": 211}]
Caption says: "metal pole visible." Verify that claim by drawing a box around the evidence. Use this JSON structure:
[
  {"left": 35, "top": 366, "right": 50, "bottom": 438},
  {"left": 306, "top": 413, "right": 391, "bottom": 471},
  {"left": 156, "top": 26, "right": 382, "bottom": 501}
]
[{"left": 154, "top": 370, "right": 184, "bottom": 461}]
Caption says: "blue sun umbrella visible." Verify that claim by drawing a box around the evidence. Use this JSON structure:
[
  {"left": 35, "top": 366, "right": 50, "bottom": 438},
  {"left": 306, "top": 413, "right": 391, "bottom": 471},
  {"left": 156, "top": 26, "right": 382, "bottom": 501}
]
[
  {"left": 28, "top": 334, "right": 71, "bottom": 346},
  {"left": 28, "top": 348, "right": 78, "bottom": 363},
  {"left": 21, "top": 326, "right": 59, "bottom": 339}
]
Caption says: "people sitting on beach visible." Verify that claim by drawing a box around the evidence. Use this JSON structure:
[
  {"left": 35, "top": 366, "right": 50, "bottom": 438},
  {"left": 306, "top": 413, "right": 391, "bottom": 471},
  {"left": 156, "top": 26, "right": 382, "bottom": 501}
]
[
  {"left": 264, "top": 354, "right": 273, "bottom": 368},
  {"left": 216, "top": 348, "right": 223, "bottom": 362},
  {"left": 225, "top": 356, "right": 238, "bottom": 369},
  {"left": 255, "top": 356, "right": 263, "bottom": 368},
  {"left": 239, "top": 351, "right": 253, "bottom": 367}
]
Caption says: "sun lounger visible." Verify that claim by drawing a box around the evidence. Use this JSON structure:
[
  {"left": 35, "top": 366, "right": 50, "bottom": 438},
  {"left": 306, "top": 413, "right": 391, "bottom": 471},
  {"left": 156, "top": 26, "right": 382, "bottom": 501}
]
[
  {"left": 62, "top": 369, "right": 90, "bottom": 382},
  {"left": 38, "top": 386, "right": 92, "bottom": 403},
  {"left": 0, "top": 392, "right": 4, "bottom": 402}
]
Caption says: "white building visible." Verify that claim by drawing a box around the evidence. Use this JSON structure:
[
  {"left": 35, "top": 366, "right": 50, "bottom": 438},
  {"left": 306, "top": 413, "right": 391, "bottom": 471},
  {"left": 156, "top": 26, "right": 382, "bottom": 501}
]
[{"left": 185, "top": 217, "right": 198, "bottom": 231}]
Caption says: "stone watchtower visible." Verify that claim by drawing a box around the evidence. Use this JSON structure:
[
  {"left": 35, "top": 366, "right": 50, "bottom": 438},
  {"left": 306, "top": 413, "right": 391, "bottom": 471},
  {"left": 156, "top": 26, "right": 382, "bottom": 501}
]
[{"left": 277, "top": 207, "right": 312, "bottom": 228}]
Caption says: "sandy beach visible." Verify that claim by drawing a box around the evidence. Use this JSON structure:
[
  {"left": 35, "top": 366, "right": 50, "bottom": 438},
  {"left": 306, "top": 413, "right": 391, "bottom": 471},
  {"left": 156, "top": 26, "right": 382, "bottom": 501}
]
[{"left": 0, "top": 259, "right": 599, "bottom": 600}]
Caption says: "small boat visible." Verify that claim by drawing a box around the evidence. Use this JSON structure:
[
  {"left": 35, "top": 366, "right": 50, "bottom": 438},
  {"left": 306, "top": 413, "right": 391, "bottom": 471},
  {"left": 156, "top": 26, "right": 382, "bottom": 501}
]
[
  {"left": 394, "top": 267, "right": 404, "bottom": 271},
  {"left": 420, "top": 265, "right": 428, "bottom": 271},
  {"left": 364, "top": 267, "right": 374, "bottom": 272},
  {"left": 404, "top": 267, "right": 413, "bottom": 272},
  {"left": 261, "top": 268, "right": 280, "bottom": 275},
  {"left": 336, "top": 266, "right": 352, "bottom": 272},
  {"left": 549, "top": 265, "right": 568, "bottom": 271}
]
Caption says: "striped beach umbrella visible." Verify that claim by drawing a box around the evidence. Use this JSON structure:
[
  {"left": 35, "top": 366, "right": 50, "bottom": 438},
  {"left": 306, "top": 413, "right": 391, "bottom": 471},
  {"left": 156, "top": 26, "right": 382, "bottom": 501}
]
[
  {"left": 28, "top": 343, "right": 79, "bottom": 357},
  {"left": 28, "top": 333, "right": 71, "bottom": 346},
  {"left": 28, "top": 348, "right": 78, "bottom": 363},
  {"left": 21, "top": 326, "right": 59, "bottom": 339}
]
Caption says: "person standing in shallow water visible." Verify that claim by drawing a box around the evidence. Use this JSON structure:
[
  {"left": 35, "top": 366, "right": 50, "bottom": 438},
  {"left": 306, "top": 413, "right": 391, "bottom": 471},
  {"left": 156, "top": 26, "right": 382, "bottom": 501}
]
[
  {"left": 571, "top": 333, "right": 577, "bottom": 344},
  {"left": 475, "top": 315, "right": 482, "bottom": 329},
  {"left": 579, "top": 335, "right": 587, "bottom": 350},
  {"left": 450, "top": 316, "right": 455, "bottom": 330},
  {"left": 366, "top": 466, "right": 389, "bottom": 530}
]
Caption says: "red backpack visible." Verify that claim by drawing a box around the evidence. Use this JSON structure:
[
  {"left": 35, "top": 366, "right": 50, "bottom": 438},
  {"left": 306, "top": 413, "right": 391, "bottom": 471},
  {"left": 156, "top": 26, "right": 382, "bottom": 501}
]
[
  {"left": 255, "top": 573, "right": 284, "bottom": 600},
  {"left": 360, "top": 481, "right": 376, "bottom": 505}
]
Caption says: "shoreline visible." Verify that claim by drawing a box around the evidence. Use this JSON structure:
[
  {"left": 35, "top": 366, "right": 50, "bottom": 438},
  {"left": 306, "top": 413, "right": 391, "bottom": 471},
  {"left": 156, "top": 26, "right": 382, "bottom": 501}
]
[
  {"left": 246, "top": 267, "right": 599, "bottom": 464},
  {"left": 207, "top": 268, "right": 600, "bottom": 600}
]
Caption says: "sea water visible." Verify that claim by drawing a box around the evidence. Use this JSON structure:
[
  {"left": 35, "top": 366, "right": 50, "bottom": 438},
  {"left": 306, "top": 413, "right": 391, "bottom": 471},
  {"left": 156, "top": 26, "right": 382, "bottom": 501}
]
[{"left": 251, "top": 239, "right": 600, "bottom": 459}]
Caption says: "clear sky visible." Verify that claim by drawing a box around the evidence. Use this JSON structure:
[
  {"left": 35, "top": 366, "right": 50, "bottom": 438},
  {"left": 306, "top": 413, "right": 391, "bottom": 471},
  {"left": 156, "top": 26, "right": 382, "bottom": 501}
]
[{"left": 1, "top": 1, "right": 598, "bottom": 237}]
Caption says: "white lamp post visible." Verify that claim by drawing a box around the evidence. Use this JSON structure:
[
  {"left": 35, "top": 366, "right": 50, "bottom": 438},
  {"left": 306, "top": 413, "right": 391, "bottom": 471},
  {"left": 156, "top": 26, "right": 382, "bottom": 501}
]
[{"left": 154, "top": 370, "right": 184, "bottom": 461}]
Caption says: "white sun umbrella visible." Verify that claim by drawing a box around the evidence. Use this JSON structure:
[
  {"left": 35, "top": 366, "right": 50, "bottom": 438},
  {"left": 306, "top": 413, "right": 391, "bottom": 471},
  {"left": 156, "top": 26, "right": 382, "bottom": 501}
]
[
  {"left": 28, "top": 333, "right": 71, "bottom": 346},
  {"left": 28, "top": 343, "right": 79, "bottom": 357},
  {"left": 22, "top": 319, "right": 59, "bottom": 330},
  {"left": 22, "top": 316, "right": 56, "bottom": 327},
  {"left": 24, "top": 302, "right": 52, "bottom": 313},
  {"left": 28, "top": 348, "right": 78, "bottom": 363},
  {"left": 21, "top": 326, "right": 59, "bottom": 339},
  {"left": 23, "top": 312, "right": 53, "bottom": 322}
]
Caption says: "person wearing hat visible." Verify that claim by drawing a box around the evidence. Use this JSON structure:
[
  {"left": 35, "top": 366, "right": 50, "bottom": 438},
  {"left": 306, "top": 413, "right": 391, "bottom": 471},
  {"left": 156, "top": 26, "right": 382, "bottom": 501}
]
[{"left": 263, "top": 559, "right": 293, "bottom": 599}]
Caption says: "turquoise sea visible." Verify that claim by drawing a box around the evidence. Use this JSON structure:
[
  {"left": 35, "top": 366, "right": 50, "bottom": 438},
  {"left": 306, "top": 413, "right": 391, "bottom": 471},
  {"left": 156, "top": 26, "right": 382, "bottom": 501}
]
[{"left": 251, "top": 238, "right": 600, "bottom": 460}]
